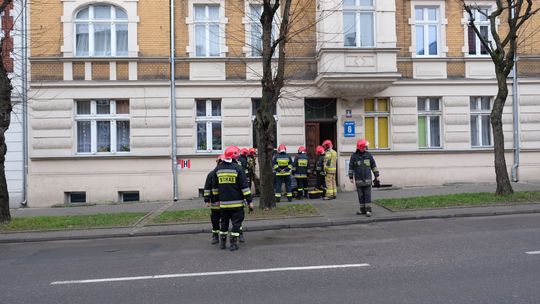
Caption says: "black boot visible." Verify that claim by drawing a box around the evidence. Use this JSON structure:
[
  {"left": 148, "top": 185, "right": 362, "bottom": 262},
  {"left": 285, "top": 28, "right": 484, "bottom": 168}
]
[
  {"left": 356, "top": 207, "right": 366, "bottom": 215},
  {"left": 366, "top": 206, "right": 372, "bottom": 217},
  {"left": 219, "top": 235, "right": 227, "bottom": 250},
  {"left": 229, "top": 236, "right": 239, "bottom": 251},
  {"left": 304, "top": 190, "right": 309, "bottom": 198},
  {"left": 239, "top": 232, "right": 245, "bottom": 243},
  {"left": 211, "top": 232, "right": 219, "bottom": 245}
]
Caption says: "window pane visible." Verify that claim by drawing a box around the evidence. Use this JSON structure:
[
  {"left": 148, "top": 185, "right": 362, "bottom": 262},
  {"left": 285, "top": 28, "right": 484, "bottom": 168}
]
[
  {"left": 429, "top": 116, "right": 440, "bottom": 147},
  {"left": 427, "top": 8, "right": 437, "bottom": 21},
  {"left": 481, "top": 115, "right": 491, "bottom": 145},
  {"left": 418, "top": 98, "right": 426, "bottom": 111},
  {"left": 209, "top": 24, "right": 220, "bottom": 56},
  {"left": 480, "top": 26, "right": 489, "bottom": 54},
  {"left": 208, "top": 6, "right": 220, "bottom": 20},
  {"left": 429, "top": 98, "right": 439, "bottom": 111},
  {"left": 343, "top": 12, "right": 356, "bottom": 47},
  {"left": 481, "top": 97, "right": 490, "bottom": 110},
  {"left": 116, "top": 100, "right": 129, "bottom": 114},
  {"left": 195, "top": 5, "right": 206, "bottom": 21},
  {"left": 364, "top": 99, "right": 374, "bottom": 112},
  {"left": 117, "top": 121, "right": 130, "bottom": 152},
  {"left": 211, "top": 100, "right": 221, "bottom": 116},
  {"left": 428, "top": 25, "right": 438, "bottom": 55},
  {"left": 418, "top": 116, "right": 427, "bottom": 147},
  {"left": 116, "top": 24, "right": 128, "bottom": 56},
  {"left": 76, "top": 8, "right": 89, "bottom": 19},
  {"left": 468, "top": 26, "right": 477, "bottom": 55},
  {"left": 97, "top": 121, "right": 111, "bottom": 152},
  {"left": 416, "top": 25, "right": 424, "bottom": 55},
  {"left": 77, "top": 101, "right": 91, "bottom": 114},
  {"left": 471, "top": 115, "right": 478, "bottom": 146},
  {"left": 377, "top": 99, "right": 388, "bottom": 112},
  {"left": 470, "top": 97, "right": 478, "bottom": 110},
  {"left": 360, "top": 12, "right": 374, "bottom": 47},
  {"left": 196, "top": 100, "right": 206, "bottom": 116},
  {"left": 378, "top": 117, "right": 389, "bottom": 148},
  {"left": 76, "top": 24, "right": 89, "bottom": 56},
  {"left": 212, "top": 122, "right": 222, "bottom": 150},
  {"left": 248, "top": 4, "right": 262, "bottom": 20},
  {"left": 116, "top": 8, "right": 127, "bottom": 19},
  {"left": 343, "top": 0, "right": 356, "bottom": 7},
  {"left": 479, "top": 9, "right": 489, "bottom": 21},
  {"left": 365, "top": 117, "right": 375, "bottom": 148},
  {"left": 197, "top": 122, "right": 207, "bottom": 150},
  {"left": 94, "top": 23, "right": 112, "bottom": 56},
  {"left": 96, "top": 100, "right": 110, "bottom": 114},
  {"left": 195, "top": 24, "right": 207, "bottom": 56},
  {"left": 415, "top": 8, "right": 423, "bottom": 21},
  {"left": 360, "top": 0, "right": 373, "bottom": 6},
  {"left": 94, "top": 5, "right": 111, "bottom": 19},
  {"left": 77, "top": 121, "right": 91, "bottom": 153},
  {"left": 251, "top": 23, "right": 263, "bottom": 56}
]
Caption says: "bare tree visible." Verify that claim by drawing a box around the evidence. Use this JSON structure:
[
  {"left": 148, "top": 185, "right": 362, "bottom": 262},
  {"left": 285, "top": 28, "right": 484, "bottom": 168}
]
[
  {"left": 463, "top": 0, "right": 539, "bottom": 195},
  {"left": 0, "top": 0, "right": 13, "bottom": 223}
]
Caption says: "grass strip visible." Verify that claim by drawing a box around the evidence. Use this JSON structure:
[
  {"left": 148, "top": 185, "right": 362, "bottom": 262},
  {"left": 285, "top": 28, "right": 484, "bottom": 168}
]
[
  {"left": 375, "top": 191, "right": 540, "bottom": 211},
  {"left": 152, "top": 204, "right": 319, "bottom": 224},
  {"left": 0, "top": 213, "right": 147, "bottom": 232}
]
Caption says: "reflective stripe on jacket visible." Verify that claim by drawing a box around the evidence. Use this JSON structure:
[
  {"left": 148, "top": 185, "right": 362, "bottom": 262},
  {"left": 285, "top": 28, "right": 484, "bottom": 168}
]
[
  {"left": 348, "top": 150, "right": 379, "bottom": 186},
  {"left": 211, "top": 162, "right": 252, "bottom": 205},
  {"left": 324, "top": 149, "right": 337, "bottom": 173},
  {"left": 273, "top": 153, "right": 293, "bottom": 176},
  {"left": 293, "top": 153, "right": 309, "bottom": 178}
]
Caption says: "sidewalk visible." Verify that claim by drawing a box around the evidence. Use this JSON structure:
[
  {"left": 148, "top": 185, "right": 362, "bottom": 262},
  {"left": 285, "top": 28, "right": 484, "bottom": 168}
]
[{"left": 2, "top": 181, "right": 540, "bottom": 243}]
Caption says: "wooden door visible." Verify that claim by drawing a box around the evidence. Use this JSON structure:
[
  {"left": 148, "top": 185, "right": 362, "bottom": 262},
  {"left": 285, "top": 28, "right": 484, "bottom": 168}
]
[{"left": 305, "top": 122, "right": 320, "bottom": 187}]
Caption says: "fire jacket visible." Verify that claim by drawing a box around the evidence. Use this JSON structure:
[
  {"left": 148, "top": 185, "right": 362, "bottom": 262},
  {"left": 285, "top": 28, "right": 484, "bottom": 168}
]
[
  {"left": 348, "top": 150, "right": 379, "bottom": 186},
  {"left": 211, "top": 161, "right": 252, "bottom": 208},
  {"left": 324, "top": 148, "right": 337, "bottom": 174},
  {"left": 273, "top": 152, "right": 293, "bottom": 176},
  {"left": 314, "top": 154, "right": 325, "bottom": 174},
  {"left": 203, "top": 167, "right": 220, "bottom": 209},
  {"left": 292, "top": 153, "right": 309, "bottom": 178},
  {"left": 238, "top": 155, "right": 249, "bottom": 175}
]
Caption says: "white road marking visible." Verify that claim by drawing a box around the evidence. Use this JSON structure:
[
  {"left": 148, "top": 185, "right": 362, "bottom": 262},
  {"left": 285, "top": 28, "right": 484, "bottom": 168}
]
[
  {"left": 51, "top": 263, "right": 370, "bottom": 285},
  {"left": 525, "top": 251, "right": 540, "bottom": 255}
]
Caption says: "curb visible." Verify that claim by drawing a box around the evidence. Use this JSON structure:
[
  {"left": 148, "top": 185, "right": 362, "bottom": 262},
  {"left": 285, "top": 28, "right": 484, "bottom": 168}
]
[{"left": 1, "top": 209, "right": 540, "bottom": 244}]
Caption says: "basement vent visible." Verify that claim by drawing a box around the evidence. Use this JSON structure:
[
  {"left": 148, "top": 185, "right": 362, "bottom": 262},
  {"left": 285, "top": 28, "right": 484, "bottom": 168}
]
[
  {"left": 67, "top": 192, "right": 86, "bottom": 204},
  {"left": 120, "top": 191, "right": 140, "bottom": 202}
]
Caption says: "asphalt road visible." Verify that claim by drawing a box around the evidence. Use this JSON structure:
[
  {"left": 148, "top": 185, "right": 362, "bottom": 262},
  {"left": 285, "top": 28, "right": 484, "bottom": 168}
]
[{"left": 2, "top": 214, "right": 540, "bottom": 304}]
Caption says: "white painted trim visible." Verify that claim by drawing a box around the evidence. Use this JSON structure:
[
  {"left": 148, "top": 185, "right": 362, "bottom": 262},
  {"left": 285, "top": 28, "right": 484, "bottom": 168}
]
[
  {"left": 84, "top": 62, "right": 92, "bottom": 80},
  {"left": 110, "top": 62, "right": 117, "bottom": 80},
  {"left": 64, "top": 62, "right": 73, "bottom": 81},
  {"left": 128, "top": 62, "right": 137, "bottom": 80},
  {"left": 187, "top": 0, "right": 228, "bottom": 57},
  {"left": 409, "top": 0, "right": 447, "bottom": 58}
]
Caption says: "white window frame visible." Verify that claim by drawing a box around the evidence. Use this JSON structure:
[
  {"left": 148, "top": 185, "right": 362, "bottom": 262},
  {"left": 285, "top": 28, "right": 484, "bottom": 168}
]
[
  {"left": 73, "top": 4, "right": 129, "bottom": 57},
  {"left": 364, "top": 98, "right": 390, "bottom": 150},
  {"left": 414, "top": 6, "right": 440, "bottom": 56},
  {"left": 470, "top": 96, "right": 492, "bottom": 147},
  {"left": 195, "top": 99, "right": 223, "bottom": 153},
  {"left": 343, "top": 0, "right": 376, "bottom": 48},
  {"left": 75, "top": 100, "right": 130, "bottom": 154},
  {"left": 418, "top": 97, "right": 442, "bottom": 148},
  {"left": 462, "top": 5, "right": 495, "bottom": 57},
  {"left": 186, "top": 0, "right": 228, "bottom": 57},
  {"left": 409, "top": 1, "right": 448, "bottom": 58},
  {"left": 243, "top": 2, "right": 279, "bottom": 57}
]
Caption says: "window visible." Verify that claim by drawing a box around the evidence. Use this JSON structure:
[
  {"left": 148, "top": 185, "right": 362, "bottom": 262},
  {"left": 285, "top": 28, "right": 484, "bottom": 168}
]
[
  {"left": 343, "top": 0, "right": 375, "bottom": 47},
  {"left": 364, "top": 98, "right": 389, "bottom": 149},
  {"left": 75, "top": 5, "right": 128, "bottom": 57},
  {"left": 194, "top": 5, "right": 221, "bottom": 57},
  {"left": 467, "top": 8, "right": 490, "bottom": 56},
  {"left": 119, "top": 191, "right": 140, "bottom": 202},
  {"left": 75, "top": 100, "right": 130, "bottom": 153},
  {"left": 470, "top": 96, "right": 492, "bottom": 147},
  {"left": 418, "top": 97, "right": 441, "bottom": 148},
  {"left": 252, "top": 98, "right": 277, "bottom": 148},
  {"left": 415, "top": 6, "right": 439, "bottom": 56},
  {"left": 246, "top": 4, "right": 278, "bottom": 57},
  {"left": 196, "top": 99, "right": 222, "bottom": 152},
  {"left": 66, "top": 192, "right": 86, "bottom": 204}
]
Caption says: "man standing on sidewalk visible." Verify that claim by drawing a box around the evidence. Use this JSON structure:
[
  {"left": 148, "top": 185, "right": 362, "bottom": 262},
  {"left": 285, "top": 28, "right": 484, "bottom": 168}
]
[
  {"left": 322, "top": 140, "right": 337, "bottom": 200},
  {"left": 212, "top": 146, "right": 254, "bottom": 251},
  {"left": 349, "top": 139, "right": 380, "bottom": 217}
]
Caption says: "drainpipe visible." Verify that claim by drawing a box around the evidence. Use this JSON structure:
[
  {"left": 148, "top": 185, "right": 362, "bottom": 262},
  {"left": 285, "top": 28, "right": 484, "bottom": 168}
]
[
  {"left": 170, "top": 0, "right": 178, "bottom": 201},
  {"left": 21, "top": 0, "right": 28, "bottom": 207},
  {"left": 511, "top": 7, "right": 520, "bottom": 182}
]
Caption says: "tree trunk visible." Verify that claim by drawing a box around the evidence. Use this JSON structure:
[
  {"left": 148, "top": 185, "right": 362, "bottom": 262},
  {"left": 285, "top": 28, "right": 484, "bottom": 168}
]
[
  {"left": 492, "top": 72, "right": 513, "bottom": 196},
  {"left": 256, "top": 91, "right": 277, "bottom": 210},
  {"left": 0, "top": 55, "right": 11, "bottom": 223}
]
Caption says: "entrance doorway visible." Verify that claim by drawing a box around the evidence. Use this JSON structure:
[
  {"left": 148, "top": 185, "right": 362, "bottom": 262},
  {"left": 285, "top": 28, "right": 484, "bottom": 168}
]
[{"left": 304, "top": 99, "right": 337, "bottom": 187}]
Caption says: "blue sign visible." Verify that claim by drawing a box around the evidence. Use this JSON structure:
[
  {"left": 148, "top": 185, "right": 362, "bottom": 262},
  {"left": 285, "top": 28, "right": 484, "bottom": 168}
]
[{"left": 344, "top": 121, "right": 355, "bottom": 138}]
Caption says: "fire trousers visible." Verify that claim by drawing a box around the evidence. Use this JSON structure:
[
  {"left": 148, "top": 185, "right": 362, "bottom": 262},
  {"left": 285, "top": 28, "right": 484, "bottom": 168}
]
[
  {"left": 220, "top": 207, "right": 244, "bottom": 237},
  {"left": 325, "top": 173, "right": 337, "bottom": 197}
]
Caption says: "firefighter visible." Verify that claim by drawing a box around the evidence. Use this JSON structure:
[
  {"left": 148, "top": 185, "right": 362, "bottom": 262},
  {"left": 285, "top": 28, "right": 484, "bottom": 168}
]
[
  {"left": 203, "top": 154, "right": 224, "bottom": 245},
  {"left": 239, "top": 148, "right": 249, "bottom": 176},
  {"left": 247, "top": 148, "right": 260, "bottom": 195},
  {"left": 322, "top": 139, "right": 338, "bottom": 200},
  {"left": 314, "top": 145, "right": 327, "bottom": 197},
  {"left": 292, "top": 146, "right": 309, "bottom": 199},
  {"left": 348, "top": 139, "right": 380, "bottom": 217},
  {"left": 273, "top": 144, "right": 293, "bottom": 203},
  {"left": 212, "top": 146, "right": 253, "bottom": 251}
]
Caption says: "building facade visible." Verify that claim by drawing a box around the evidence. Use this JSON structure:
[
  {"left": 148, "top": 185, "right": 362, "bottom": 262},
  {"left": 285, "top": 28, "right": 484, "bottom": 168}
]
[{"left": 28, "top": 0, "right": 540, "bottom": 207}]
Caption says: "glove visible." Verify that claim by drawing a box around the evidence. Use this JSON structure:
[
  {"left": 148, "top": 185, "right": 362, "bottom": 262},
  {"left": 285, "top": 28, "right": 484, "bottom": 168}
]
[
  {"left": 248, "top": 203, "right": 254, "bottom": 213},
  {"left": 373, "top": 178, "right": 381, "bottom": 188}
]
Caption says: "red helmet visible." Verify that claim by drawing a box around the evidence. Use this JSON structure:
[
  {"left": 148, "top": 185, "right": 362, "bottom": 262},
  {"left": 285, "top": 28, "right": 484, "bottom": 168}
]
[
  {"left": 224, "top": 146, "right": 240, "bottom": 159},
  {"left": 278, "top": 144, "right": 287, "bottom": 153},
  {"left": 356, "top": 139, "right": 369, "bottom": 152},
  {"left": 240, "top": 148, "right": 249, "bottom": 156},
  {"left": 217, "top": 154, "right": 225, "bottom": 162},
  {"left": 248, "top": 148, "right": 256, "bottom": 155},
  {"left": 298, "top": 146, "right": 306, "bottom": 153},
  {"left": 322, "top": 139, "right": 333, "bottom": 149},
  {"left": 316, "top": 145, "right": 325, "bottom": 155}
]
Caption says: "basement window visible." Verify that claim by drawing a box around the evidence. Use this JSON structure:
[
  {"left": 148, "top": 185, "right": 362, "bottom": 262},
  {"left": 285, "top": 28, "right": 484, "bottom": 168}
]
[
  {"left": 66, "top": 192, "right": 86, "bottom": 204},
  {"left": 119, "top": 191, "right": 140, "bottom": 202}
]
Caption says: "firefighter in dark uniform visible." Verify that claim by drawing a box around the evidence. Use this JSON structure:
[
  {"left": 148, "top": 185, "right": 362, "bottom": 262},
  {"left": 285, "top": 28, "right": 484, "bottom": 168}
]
[
  {"left": 247, "top": 148, "right": 260, "bottom": 195},
  {"left": 293, "top": 146, "right": 309, "bottom": 199},
  {"left": 273, "top": 144, "right": 293, "bottom": 202},
  {"left": 203, "top": 154, "right": 224, "bottom": 245},
  {"left": 212, "top": 146, "right": 253, "bottom": 251},
  {"left": 314, "top": 145, "right": 327, "bottom": 197},
  {"left": 349, "top": 139, "right": 380, "bottom": 217},
  {"left": 239, "top": 148, "right": 249, "bottom": 176}
]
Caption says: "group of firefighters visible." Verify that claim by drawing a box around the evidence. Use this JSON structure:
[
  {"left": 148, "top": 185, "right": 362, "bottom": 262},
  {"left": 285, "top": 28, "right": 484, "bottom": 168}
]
[{"left": 203, "top": 139, "right": 380, "bottom": 251}]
